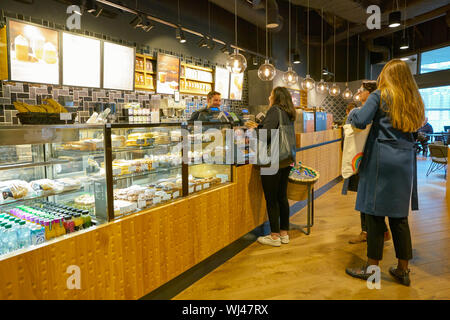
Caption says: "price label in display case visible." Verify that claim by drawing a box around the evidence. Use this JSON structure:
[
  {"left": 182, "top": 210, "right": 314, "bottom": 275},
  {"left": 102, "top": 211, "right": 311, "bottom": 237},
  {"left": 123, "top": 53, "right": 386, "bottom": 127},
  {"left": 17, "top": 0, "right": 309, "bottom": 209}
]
[{"left": 94, "top": 179, "right": 108, "bottom": 221}]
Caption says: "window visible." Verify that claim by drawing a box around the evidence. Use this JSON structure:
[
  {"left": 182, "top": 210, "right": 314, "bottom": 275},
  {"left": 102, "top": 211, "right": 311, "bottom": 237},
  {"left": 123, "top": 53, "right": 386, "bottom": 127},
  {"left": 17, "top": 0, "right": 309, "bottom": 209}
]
[
  {"left": 420, "top": 46, "right": 450, "bottom": 74},
  {"left": 419, "top": 85, "right": 450, "bottom": 132}
]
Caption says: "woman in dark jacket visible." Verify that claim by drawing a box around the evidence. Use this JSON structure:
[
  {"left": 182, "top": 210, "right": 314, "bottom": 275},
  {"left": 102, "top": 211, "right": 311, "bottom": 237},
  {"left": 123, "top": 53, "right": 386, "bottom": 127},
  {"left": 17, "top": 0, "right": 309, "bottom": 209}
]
[
  {"left": 245, "top": 87, "right": 297, "bottom": 247},
  {"left": 345, "top": 59, "right": 424, "bottom": 286}
]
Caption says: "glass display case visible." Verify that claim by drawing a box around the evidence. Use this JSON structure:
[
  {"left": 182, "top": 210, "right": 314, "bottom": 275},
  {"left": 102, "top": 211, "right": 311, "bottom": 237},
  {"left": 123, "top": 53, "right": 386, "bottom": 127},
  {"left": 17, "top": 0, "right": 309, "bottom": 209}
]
[
  {"left": 185, "top": 122, "right": 233, "bottom": 194},
  {"left": 0, "top": 125, "right": 108, "bottom": 257},
  {"left": 107, "top": 123, "right": 183, "bottom": 219}
]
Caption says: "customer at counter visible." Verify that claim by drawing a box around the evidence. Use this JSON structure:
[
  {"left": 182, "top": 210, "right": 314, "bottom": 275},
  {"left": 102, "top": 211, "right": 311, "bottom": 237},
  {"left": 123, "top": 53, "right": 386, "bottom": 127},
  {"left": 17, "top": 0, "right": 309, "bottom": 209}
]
[
  {"left": 345, "top": 81, "right": 390, "bottom": 245},
  {"left": 244, "top": 87, "right": 296, "bottom": 247},
  {"left": 345, "top": 59, "right": 424, "bottom": 286},
  {"left": 189, "top": 91, "right": 222, "bottom": 121},
  {"left": 417, "top": 117, "right": 433, "bottom": 155}
]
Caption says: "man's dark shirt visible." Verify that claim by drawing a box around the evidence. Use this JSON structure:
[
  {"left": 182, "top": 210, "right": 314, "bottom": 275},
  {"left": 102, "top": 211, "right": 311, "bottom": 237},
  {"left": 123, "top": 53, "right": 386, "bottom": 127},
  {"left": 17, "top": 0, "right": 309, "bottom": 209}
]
[
  {"left": 189, "top": 107, "right": 213, "bottom": 121},
  {"left": 418, "top": 122, "right": 433, "bottom": 134}
]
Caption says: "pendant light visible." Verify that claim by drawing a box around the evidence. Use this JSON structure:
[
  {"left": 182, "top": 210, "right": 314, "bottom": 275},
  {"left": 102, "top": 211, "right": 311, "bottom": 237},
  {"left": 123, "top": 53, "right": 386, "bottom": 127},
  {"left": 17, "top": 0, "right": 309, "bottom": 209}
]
[
  {"left": 353, "top": 34, "right": 361, "bottom": 102},
  {"left": 293, "top": 7, "right": 301, "bottom": 64},
  {"left": 400, "top": 0, "right": 409, "bottom": 50},
  {"left": 342, "top": 21, "right": 353, "bottom": 100},
  {"left": 258, "top": 0, "right": 276, "bottom": 81},
  {"left": 301, "top": 0, "right": 315, "bottom": 91},
  {"left": 175, "top": 0, "right": 186, "bottom": 43},
  {"left": 329, "top": 15, "right": 340, "bottom": 96},
  {"left": 282, "top": 0, "right": 298, "bottom": 86},
  {"left": 226, "top": 0, "right": 247, "bottom": 74},
  {"left": 316, "top": 7, "right": 328, "bottom": 94},
  {"left": 389, "top": 0, "right": 401, "bottom": 28}
]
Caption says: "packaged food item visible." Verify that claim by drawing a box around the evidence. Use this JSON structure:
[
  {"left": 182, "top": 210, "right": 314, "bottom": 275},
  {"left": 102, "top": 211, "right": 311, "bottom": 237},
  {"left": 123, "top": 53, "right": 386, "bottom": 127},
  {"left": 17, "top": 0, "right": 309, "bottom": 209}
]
[
  {"left": 54, "top": 178, "right": 81, "bottom": 192},
  {"left": 74, "top": 194, "right": 95, "bottom": 209},
  {"left": 111, "top": 135, "right": 126, "bottom": 148},
  {"left": 0, "top": 180, "right": 34, "bottom": 203},
  {"left": 30, "top": 179, "right": 64, "bottom": 195}
]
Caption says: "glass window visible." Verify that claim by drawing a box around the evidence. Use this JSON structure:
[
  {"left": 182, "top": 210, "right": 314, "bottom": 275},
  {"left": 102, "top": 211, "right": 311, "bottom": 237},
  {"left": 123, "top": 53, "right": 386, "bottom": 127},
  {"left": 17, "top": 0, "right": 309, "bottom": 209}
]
[
  {"left": 419, "top": 85, "right": 450, "bottom": 132},
  {"left": 420, "top": 46, "right": 450, "bottom": 74},
  {"left": 400, "top": 54, "right": 418, "bottom": 75}
]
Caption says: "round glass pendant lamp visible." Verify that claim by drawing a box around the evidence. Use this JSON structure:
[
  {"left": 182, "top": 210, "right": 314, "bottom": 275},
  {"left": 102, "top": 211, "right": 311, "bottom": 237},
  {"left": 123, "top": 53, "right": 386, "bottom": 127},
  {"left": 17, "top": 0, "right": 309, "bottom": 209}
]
[
  {"left": 316, "top": 79, "right": 328, "bottom": 93},
  {"left": 283, "top": 66, "right": 298, "bottom": 86},
  {"left": 226, "top": 49, "right": 247, "bottom": 74},
  {"left": 301, "top": 74, "right": 315, "bottom": 91},
  {"left": 353, "top": 92, "right": 361, "bottom": 102},
  {"left": 342, "top": 86, "right": 353, "bottom": 100},
  {"left": 258, "top": 59, "right": 276, "bottom": 81},
  {"left": 329, "top": 83, "right": 340, "bottom": 96}
]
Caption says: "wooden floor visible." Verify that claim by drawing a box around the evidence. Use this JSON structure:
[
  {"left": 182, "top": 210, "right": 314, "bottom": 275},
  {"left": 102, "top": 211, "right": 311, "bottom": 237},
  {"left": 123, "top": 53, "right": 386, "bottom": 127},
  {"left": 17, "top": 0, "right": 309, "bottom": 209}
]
[{"left": 174, "top": 157, "right": 450, "bottom": 300}]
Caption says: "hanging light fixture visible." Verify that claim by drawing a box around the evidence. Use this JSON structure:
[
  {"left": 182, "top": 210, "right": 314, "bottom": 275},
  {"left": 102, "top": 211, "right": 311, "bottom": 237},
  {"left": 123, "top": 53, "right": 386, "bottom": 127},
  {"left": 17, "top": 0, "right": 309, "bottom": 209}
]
[
  {"left": 389, "top": 0, "right": 401, "bottom": 28},
  {"left": 293, "top": 6, "right": 301, "bottom": 65},
  {"left": 353, "top": 34, "right": 361, "bottom": 102},
  {"left": 176, "top": 0, "right": 187, "bottom": 43},
  {"left": 226, "top": 0, "right": 247, "bottom": 74},
  {"left": 283, "top": 0, "right": 298, "bottom": 86},
  {"left": 400, "top": 0, "right": 409, "bottom": 50},
  {"left": 258, "top": 0, "right": 276, "bottom": 81},
  {"left": 301, "top": 0, "right": 315, "bottom": 91},
  {"left": 342, "top": 21, "right": 353, "bottom": 100},
  {"left": 266, "top": 0, "right": 280, "bottom": 29},
  {"left": 329, "top": 15, "right": 340, "bottom": 97},
  {"left": 316, "top": 7, "right": 328, "bottom": 94}
]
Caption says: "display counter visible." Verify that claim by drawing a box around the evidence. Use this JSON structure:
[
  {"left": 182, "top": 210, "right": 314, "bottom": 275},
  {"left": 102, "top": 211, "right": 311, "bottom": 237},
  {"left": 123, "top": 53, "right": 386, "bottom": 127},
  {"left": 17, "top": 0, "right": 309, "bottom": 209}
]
[
  {"left": 447, "top": 146, "right": 450, "bottom": 208},
  {"left": 295, "top": 129, "right": 342, "bottom": 190}
]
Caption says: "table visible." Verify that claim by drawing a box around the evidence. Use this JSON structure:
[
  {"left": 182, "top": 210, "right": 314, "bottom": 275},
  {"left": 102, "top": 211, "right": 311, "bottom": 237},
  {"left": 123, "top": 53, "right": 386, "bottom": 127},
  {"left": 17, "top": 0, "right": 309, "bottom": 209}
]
[{"left": 426, "top": 132, "right": 450, "bottom": 144}]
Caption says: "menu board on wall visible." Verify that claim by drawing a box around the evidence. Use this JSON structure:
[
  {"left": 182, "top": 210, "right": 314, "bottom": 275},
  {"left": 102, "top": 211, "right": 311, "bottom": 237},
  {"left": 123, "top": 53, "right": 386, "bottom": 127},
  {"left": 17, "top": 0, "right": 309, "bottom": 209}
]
[
  {"left": 156, "top": 53, "right": 180, "bottom": 95},
  {"left": 214, "top": 67, "right": 230, "bottom": 100},
  {"left": 62, "top": 32, "right": 101, "bottom": 88},
  {"left": 103, "top": 41, "right": 135, "bottom": 91},
  {"left": 8, "top": 20, "right": 59, "bottom": 84},
  {"left": 229, "top": 72, "right": 243, "bottom": 100}
]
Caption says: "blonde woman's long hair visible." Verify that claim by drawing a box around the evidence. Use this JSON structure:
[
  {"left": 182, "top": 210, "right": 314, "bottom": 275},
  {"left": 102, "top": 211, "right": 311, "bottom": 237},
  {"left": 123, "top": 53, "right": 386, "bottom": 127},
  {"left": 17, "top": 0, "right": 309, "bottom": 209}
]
[{"left": 377, "top": 59, "right": 425, "bottom": 132}]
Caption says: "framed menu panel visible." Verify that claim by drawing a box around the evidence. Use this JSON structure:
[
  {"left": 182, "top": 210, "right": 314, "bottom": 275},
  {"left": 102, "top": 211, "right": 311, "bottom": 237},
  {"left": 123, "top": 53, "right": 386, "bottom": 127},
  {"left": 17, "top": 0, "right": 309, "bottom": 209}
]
[
  {"left": 214, "top": 67, "right": 230, "bottom": 100},
  {"left": 288, "top": 89, "right": 301, "bottom": 108},
  {"left": 8, "top": 20, "right": 59, "bottom": 84},
  {"left": 103, "top": 41, "right": 135, "bottom": 91},
  {"left": 62, "top": 32, "right": 101, "bottom": 88},
  {"left": 156, "top": 53, "right": 180, "bottom": 95},
  {"left": 229, "top": 72, "right": 244, "bottom": 100}
]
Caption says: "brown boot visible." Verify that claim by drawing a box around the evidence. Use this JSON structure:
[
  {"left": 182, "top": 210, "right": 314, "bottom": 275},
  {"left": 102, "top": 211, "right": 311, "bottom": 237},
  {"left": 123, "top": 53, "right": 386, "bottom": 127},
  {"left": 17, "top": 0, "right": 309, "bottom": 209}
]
[
  {"left": 349, "top": 231, "right": 367, "bottom": 244},
  {"left": 384, "top": 231, "right": 391, "bottom": 242}
]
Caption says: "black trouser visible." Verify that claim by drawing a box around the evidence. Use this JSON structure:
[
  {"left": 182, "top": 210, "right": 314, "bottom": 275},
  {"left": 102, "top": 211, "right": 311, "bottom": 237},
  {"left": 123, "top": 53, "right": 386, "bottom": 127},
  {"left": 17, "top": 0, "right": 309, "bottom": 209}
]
[
  {"left": 260, "top": 166, "right": 291, "bottom": 233},
  {"left": 365, "top": 213, "right": 413, "bottom": 261},
  {"left": 361, "top": 212, "right": 388, "bottom": 233}
]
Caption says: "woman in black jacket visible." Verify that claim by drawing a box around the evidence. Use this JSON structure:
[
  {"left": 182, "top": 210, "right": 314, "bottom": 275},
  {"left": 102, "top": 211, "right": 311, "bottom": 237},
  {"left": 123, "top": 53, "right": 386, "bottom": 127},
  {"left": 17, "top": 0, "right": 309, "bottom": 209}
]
[
  {"left": 245, "top": 87, "right": 297, "bottom": 247},
  {"left": 345, "top": 59, "right": 424, "bottom": 286}
]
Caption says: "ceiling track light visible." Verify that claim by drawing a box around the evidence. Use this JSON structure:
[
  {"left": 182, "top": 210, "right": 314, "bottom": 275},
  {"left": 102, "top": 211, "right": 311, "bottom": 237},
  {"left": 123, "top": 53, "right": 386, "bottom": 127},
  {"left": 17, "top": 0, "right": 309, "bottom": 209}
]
[
  {"left": 221, "top": 44, "right": 232, "bottom": 55},
  {"left": 206, "top": 35, "right": 215, "bottom": 50},
  {"left": 293, "top": 52, "right": 301, "bottom": 64},
  {"left": 85, "top": 0, "right": 97, "bottom": 14},
  {"left": 388, "top": 11, "right": 401, "bottom": 28},
  {"left": 197, "top": 35, "right": 208, "bottom": 48},
  {"left": 130, "top": 15, "right": 143, "bottom": 28},
  {"left": 141, "top": 18, "right": 154, "bottom": 32},
  {"left": 176, "top": 26, "right": 186, "bottom": 43}
]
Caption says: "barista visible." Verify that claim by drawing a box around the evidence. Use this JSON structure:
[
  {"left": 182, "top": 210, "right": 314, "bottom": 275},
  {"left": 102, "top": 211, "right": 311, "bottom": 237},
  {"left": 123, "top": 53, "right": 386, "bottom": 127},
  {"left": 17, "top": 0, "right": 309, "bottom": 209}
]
[{"left": 189, "top": 91, "right": 222, "bottom": 121}]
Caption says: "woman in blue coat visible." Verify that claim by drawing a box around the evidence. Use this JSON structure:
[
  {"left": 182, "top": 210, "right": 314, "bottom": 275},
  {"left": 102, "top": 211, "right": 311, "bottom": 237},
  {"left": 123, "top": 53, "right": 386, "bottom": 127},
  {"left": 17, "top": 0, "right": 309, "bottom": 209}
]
[{"left": 345, "top": 59, "right": 424, "bottom": 286}]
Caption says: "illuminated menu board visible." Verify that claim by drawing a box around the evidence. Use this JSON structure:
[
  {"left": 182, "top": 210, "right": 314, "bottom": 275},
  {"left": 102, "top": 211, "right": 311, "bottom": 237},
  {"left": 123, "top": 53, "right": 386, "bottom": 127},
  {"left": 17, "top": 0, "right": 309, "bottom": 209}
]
[
  {"left": 156, "top": 53, "right": 180, "bottom": 95},
  {"left": 229, "top": 72, "right": 243, "bottom": 100},
  {"left": 8, "top": 20, "right": 59, "bottom": 84},
  {"left": 214, "top": 67, "right": 230, "bottom": 100},
  {"left": 63, "top": 32, "right": 101, "bottom": 88},
  {"left": 103, "top": 41, "right": 135, "bottom": 91}
]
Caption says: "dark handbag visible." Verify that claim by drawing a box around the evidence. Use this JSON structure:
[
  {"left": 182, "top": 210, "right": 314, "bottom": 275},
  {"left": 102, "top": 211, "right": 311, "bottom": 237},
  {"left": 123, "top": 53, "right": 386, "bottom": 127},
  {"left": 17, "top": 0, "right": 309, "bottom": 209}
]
[{"left": 277, "top": 107, "right": 297, "bottom": 164}]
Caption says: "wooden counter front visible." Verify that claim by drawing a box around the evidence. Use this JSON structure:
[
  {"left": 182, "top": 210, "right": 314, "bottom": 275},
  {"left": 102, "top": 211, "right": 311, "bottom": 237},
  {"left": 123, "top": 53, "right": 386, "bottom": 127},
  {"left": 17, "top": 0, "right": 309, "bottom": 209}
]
[
  {"left": 295, "top": 129, "right": 342, "bottom": 190},
  {"left": 0, "top": 164, "right": 266, "bottom": 300},
  {"left": 447, "top": 146, "right": 450, "bottom": 209}
]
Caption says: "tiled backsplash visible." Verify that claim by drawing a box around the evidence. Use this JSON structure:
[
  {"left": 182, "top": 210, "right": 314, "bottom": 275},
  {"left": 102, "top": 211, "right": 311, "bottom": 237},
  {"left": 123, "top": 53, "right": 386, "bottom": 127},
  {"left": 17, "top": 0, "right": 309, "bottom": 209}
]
[{"left": 0, "top": 77, "right": 248, "bottom": 125}]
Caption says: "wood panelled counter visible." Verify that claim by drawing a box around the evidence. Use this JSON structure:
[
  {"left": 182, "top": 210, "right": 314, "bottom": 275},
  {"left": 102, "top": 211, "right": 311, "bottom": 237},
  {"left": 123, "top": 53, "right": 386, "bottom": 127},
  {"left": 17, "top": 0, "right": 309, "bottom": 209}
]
[
  {"left": 295, "top": 129, "right": 343, "bottom": 190},
  {"left": 447, "top": 146, "right": 450, "bottom": 209},
  {"left": 0, "top": 164, "right": 266, "bottom": 300}
]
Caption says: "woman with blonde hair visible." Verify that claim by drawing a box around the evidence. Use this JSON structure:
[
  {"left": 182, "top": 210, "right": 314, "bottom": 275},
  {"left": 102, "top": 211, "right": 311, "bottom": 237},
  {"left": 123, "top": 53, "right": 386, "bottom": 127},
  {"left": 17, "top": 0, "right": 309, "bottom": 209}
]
[{"left": 345, "top": 59, "right": 424, "bottom": 286}]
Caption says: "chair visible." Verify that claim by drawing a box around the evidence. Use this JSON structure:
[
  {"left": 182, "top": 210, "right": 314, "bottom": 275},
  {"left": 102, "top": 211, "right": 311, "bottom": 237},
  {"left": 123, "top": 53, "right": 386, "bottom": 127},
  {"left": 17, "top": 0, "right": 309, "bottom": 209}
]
[{"left": 426, "top": 144, "right": 448, "bottom": 178}]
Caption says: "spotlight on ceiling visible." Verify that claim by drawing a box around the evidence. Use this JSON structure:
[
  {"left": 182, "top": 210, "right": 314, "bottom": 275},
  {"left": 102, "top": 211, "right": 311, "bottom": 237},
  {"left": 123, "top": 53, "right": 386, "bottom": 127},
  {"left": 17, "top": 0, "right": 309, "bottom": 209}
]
[
  {"left": 400, "top": 37, "right": 409, "bottom": 50},
  {"left": 266, "top": 0, "right": 280, "bottom": 29},
  {"left": 388, "top": 11, "right": 401, "bottom": 28},
  {"left": 84, "top": 0, "right": 96, "bottom": 14},
  {"left": 141, "top": 17, "right": 154, "bottom": 32},
  {"left": 130, "top": 15, "right": 143, "bottom": 29},
  {"left": 293, "top": 53, "right": 301, "bottom": 64},
  {"left": 176, "top": 26, "right": 186, "bottom": 43},
  {"left": 400, "top": 57, "right": 410, "bottom": 61},
  {"left": 197, "top": 35, "right": 208, "bottom": 48},
  {"left": 206, "top": 35, "right": 216, "bottom": 50},
  {"left": 221, "top": 44, "right": 232, "bottom": 55}
]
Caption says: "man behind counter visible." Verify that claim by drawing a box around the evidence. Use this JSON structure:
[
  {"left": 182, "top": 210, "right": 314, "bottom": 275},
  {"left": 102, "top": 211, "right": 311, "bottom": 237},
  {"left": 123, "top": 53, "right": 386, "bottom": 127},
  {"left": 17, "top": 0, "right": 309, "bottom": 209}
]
[{"left": 189, "top": 91, "right": 222, "bottom": 121}]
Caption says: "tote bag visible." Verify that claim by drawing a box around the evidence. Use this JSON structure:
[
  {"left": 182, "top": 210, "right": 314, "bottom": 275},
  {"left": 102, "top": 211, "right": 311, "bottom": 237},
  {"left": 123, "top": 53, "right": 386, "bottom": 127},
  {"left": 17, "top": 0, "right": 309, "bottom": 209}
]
[
  {"left": 341, "top": 123, "right": 372, "bottom": 179},
  {"left": 257, "top": 107, "right": 296, "bottom": 166}
]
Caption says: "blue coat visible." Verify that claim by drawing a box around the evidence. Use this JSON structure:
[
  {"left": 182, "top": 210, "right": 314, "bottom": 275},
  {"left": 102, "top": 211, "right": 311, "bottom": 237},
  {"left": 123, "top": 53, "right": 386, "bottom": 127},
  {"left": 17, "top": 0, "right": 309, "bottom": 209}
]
[{"left": 348, "top": 90, "right": 418, "bottom": 218}]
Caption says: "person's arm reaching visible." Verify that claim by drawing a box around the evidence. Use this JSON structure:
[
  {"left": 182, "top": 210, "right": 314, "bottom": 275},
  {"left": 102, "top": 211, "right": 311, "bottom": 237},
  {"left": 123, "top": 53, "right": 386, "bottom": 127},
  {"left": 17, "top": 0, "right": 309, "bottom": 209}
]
[
  {"left": 348, "top": 91, "right": 380, "bottom": 129},
  {"left": 257, "top": 106, "right": 279, "bottom": 144}
]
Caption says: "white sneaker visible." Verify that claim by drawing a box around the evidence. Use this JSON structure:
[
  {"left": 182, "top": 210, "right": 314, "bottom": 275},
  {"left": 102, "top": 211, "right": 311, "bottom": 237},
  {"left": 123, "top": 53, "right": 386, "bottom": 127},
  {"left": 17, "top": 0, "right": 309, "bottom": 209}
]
[
  {"left": 280, "top": 234, "right": 289, "bottom": 244},
  {"left": 257, "top": 235, "right": 281, "bottom": 247}
]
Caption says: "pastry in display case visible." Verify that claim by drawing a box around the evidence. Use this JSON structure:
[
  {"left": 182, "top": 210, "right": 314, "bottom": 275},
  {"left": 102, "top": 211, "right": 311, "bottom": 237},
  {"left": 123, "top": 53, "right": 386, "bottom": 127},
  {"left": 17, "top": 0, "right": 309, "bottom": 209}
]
[
  {"left": 186, "top": 123, "right": 232, "bottom": 194},
  {"left": 108, "top": 124, "right": 183, "bottom": 218},
  {"left": 0, "top": 125, "right": 108, "bottom": 258}
]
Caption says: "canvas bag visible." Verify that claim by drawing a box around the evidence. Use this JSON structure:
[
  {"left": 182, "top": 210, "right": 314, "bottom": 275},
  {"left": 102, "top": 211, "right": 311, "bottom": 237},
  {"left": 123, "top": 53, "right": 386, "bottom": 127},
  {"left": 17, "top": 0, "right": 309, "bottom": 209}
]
[{"left": 341, "top": 123, "right": 372, "bottom": 179}]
